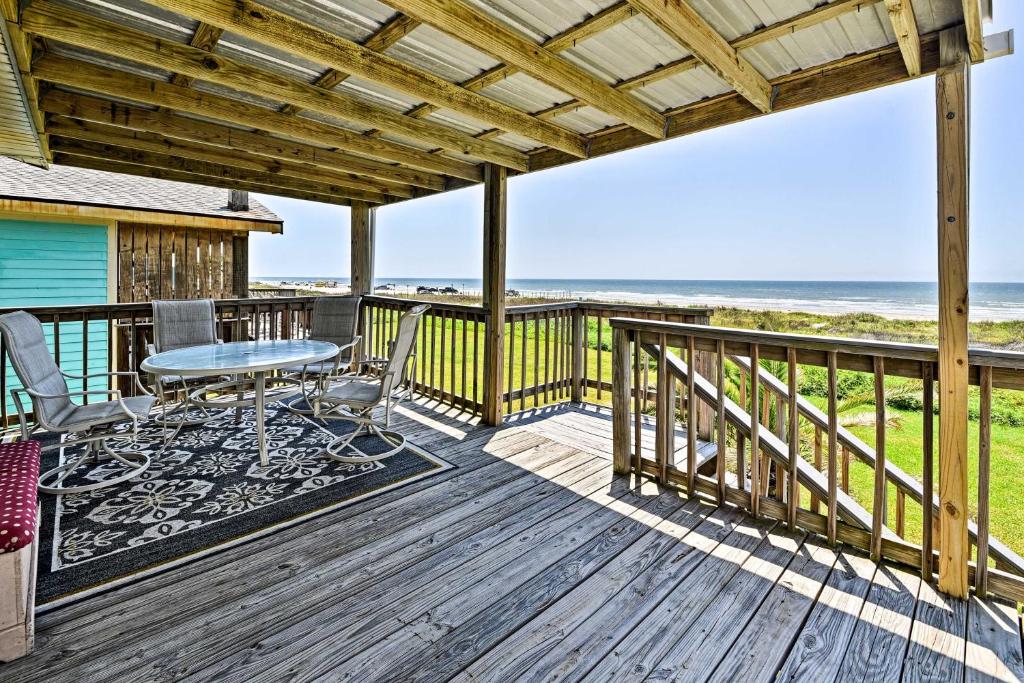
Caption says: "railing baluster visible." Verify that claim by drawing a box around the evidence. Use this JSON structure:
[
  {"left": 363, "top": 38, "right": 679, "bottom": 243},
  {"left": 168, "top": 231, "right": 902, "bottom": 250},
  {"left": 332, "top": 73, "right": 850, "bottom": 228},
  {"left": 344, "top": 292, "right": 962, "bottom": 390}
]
[
  {"left": 686, "top": 335, "right": 696, "bottom": 496},
  {"left": 716, "top": 340, "right": 727, "bottom": 504},
  {"left": 439, "top": 309, "right": 447, "bottom": 401},
  {"left": 633, "top": 338, "right": 642, "bottom": 474},
  {"left": 81, "top": 314, "right": 89, "bottom": 405},
  {"left": 451, "top": 311, "right": 458, "bottom": 405},
  {"left": 533, "top": 312, "right": 540, "bottom": 408},
  {"left": 543, "top": 313, "right": 551, "bottom": 405},
  {"left": 896, "top": 489, "right": 906, "bottom": 538},
  {"left": 737, "top": 370, "right": 747, "bottom": 492},
  {"left": 582, "top": 312, "right": 589, "bottom": 399},
  {"left": 597, "top": 315, "right": 603, "bottom": 401},
  {"left": 430, "top": 312, "right": 437, "bottom": 399},
  {"left": 507, "top": 315, "right": 515, "bottom": 413},
  {"left": 976, "top": 364, "right": 993, "bottom": 597},
  {"left": 655, "top": 335, "right": 671, "bottom": 483},
  {"left": 460, "top": 312, "right": 468, "bottom": 407},
  {"left": 787, "top": 347, "right": 799, "bottom": 529},
  {"left": 921, "top": 361, "right": 934, "bottom": 580},
  {"left": 1, "top": 337, "right": 7, "bottom": 428},
  {"left": 473, "top": 316, "right": 480, "bottom": 411},
  {"left": 871, "top": 356, "right": 886, "bottom": 563},
  {"left": 749, "top": 344, "right": 761, "bottom": 517},
  {"left": 827, "top": 351, "right": 839, "bottom": 545},
  {"left": 842, "top": 446, "right": 850, "bottom": 493},
  {"left": 811, "top": 426, "right": 822, "bottom": 514},
  {"left": 775, "top": 393, "right": 786, "bottom": 502},
  {"left": 53, "top": 313, "right": 61, "bottom": 366},
  {"left": 520, "top": 313, "right": 527, "bottom": 412}
]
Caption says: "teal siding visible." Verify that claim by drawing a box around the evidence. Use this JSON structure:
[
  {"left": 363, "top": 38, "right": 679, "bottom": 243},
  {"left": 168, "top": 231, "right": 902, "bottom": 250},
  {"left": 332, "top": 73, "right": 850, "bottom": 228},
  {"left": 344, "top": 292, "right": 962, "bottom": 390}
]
[{"left": 0, "top": 220, "right": 110, "bottom": 418}]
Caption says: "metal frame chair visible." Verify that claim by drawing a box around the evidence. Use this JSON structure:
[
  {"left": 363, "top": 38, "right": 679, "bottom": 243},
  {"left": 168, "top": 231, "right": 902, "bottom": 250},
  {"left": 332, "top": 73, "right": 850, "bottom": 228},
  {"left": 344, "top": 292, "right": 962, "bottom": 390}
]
[
  {"left": 148, "top": 299, "right": 226, "bottom": 432},
  {"left": 282, "top": 295, "right": 362, "bottom": 415},
  {"left": 312, "top": 304, "right": 427, "bottom": 463},
  {"left": 0, "top": 311, "right": 155, "bottom": 495}
]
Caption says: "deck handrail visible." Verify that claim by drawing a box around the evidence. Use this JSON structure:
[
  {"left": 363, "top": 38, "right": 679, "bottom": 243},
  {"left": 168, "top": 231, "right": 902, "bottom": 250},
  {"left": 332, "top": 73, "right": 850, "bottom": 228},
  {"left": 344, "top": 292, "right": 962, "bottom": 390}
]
[{"left": 609, "top": 317, "right": 1024, "bottom": 605}]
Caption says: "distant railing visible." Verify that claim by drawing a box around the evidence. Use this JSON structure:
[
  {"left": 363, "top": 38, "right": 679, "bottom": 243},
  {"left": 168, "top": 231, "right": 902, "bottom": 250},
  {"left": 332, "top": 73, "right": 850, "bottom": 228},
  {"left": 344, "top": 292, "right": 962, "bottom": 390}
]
[
  {"left": 0, "top": 296, "right": 712, "bottom": 428},
  {"left": 609, "top": 317, "right": 1024, "bottom": 604}
]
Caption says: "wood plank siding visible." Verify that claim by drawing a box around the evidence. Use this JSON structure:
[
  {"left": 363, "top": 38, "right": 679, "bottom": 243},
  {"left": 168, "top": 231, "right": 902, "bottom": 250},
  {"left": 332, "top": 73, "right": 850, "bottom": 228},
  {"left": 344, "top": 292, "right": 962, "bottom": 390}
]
[{"left": 2, "top": 399, "right": 1019, "bottom": 682}]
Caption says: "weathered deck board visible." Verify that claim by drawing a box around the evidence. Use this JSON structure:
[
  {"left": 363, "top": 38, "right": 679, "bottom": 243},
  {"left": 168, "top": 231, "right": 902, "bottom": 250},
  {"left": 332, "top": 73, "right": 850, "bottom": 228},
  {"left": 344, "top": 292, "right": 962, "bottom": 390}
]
[
  {"left": 903, "top": 578, "right": 969, "bottom": 682},
  {"left": 1, "top": 400, "right": 1020, "bottom": 683},
  {"left": 836, "top": 563, "right": 921, "bottom": 683}
]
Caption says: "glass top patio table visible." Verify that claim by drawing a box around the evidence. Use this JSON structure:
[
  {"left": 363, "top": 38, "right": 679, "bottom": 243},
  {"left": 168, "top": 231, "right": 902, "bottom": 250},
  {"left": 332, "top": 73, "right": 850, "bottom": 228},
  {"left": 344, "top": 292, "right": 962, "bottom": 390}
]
[{"left": 140, "top": 340, "right": 339, "bottom": 377}]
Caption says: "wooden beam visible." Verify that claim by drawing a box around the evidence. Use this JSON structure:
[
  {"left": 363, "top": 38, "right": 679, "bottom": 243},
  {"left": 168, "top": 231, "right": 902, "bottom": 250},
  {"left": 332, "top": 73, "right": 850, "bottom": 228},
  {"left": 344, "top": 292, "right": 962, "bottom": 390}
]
[
  {"left": 537, "top": 0, "right": 874, "bottom": 122},
  {"left": 962, "top": 0, "right": 985, "bottom": 62},
  {"left": 350, "top": 202, "right": 375, "bottom": 297},
  {"left": 529, "top": 31, "right": 950, "bottom": 175},
  {"left": 383, "top": 0, "right": 666, "bottom": 139},
  {"left": 31, "top": 55, "right": 482, "bottom": 181},
  {"left": 481, "top": 163, "right": 507, "bottom": 426},
  {"left": 625, "top": 0, "right": 773, "bottom": 113},
  {"left": 403, "top": 3, "right": 636, "bottom": 122},
  {"left": 52, "top": 153, "right": 353, "bottom": 206},
  {"left": 280, "top": 13, "right": 418, "bottom": 116},
  {"left": 49, "top": 136, "right": 391, "bottom": 204},
  {"left": 133, "top": 0, "right": 587, "bottom": 158},
  {"left": 936, "top": 26, "right": 970, "bottom": 600},
  {"left": 1, "top": 0, "right": 49, "bottom": 164},
  {"left": 40, "top": 91, "right": 444, "bottom": 191},
  {"left": 46, "top": 116, "right": 415, "bottom": 198},
  {"left": 170, "top": 22, "right": 223, "bottom": 87},
  {"left": 884, "top": 0, "right": 922, "bottom": 76},
  {"left": 22, "top": 3, "right": 529, "bottom": 170}
]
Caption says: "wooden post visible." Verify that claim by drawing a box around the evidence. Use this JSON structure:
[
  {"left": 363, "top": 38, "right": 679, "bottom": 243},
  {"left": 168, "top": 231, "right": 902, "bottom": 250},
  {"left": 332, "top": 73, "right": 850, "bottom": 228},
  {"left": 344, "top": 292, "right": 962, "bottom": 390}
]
[
  {"left": 231, "top": 235, "right": 248, "bottom": 298},
  {"left": 481, "top": 163, "right": 507, "bottom": 426},
  {"left": 570, "top": 306, "right": 584, "bottom": 403},
  {"left": 350, "top": 201, "right": 375, "bottom": 297},
  {"left": 612, "top": 327, "right": 631, "bottom": 474},
  {"left": 936, "top": 26, "right": 970, "bottom": 599}
]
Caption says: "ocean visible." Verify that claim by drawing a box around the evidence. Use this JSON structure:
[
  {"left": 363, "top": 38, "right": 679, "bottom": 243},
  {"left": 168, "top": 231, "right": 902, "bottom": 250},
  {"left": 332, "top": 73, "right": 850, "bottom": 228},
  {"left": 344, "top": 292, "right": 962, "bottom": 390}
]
[{"left": 253, "top": 278, "right": 1024, "bottom": 322}]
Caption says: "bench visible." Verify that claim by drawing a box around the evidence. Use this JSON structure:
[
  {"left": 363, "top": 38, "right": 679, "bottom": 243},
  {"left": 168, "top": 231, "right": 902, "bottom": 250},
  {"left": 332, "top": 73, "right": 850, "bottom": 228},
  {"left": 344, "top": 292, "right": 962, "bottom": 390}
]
[{"left": 0, "top": 441, "right": 40, "bottom": 661}]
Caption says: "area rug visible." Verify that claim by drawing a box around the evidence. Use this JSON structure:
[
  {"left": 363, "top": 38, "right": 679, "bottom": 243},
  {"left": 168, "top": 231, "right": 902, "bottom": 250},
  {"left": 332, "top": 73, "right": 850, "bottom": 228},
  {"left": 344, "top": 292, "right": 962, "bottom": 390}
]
[{"left": 34, "top": 403, "right": 452, "bottom": 609}]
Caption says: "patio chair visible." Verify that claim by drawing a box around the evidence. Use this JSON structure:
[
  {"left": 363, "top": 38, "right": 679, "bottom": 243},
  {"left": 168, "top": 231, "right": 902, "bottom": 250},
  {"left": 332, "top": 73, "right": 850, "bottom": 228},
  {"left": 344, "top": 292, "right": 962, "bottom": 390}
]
[
  {"left": 282, "top": 295, "right": 362, "bottom": 415},
  {"left": 0, "top": 311, "right": 154, "bottom": 495},
  {"left": 313, "top": 304, "right": 427, "bottom": 463},
  {"left": 148, "top": 299, "right": 225, "bottom": 430}
]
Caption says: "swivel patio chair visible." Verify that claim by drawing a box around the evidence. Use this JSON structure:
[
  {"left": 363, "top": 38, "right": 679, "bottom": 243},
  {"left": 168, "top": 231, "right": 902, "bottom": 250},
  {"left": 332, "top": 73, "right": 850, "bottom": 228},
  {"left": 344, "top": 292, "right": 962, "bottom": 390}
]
[
  {"left": 148, "top": 299, "right": 225, "bottom": 430},
  {"left": 281, "top": 295, "right": 362, "bottom": 415},
  {"left": 313, "top": 304, "right": 427, "bottom": 463},
  {"left": 0, "top": 311, "right": 155, "bottom": 495}
]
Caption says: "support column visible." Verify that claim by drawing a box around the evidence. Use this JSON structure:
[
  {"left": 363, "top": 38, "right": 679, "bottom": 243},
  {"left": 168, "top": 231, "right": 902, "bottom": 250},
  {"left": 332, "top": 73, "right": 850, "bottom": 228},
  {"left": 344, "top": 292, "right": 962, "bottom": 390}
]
[
  {"left": 482, "top": 164, "right": 507, "bottom": 426},
  {"left": 936, "top": 27, "right": 970, "bottom": 599},
  {"left": 350, "top": 201, "right": 375, "bottom": 297}
]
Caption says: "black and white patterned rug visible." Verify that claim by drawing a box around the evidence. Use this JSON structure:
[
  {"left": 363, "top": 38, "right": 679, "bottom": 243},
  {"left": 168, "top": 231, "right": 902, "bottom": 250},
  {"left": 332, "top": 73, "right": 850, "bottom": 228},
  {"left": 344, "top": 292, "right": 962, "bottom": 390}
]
[{"left": 35, "top": 402, "right": 451, "bottom": 609}]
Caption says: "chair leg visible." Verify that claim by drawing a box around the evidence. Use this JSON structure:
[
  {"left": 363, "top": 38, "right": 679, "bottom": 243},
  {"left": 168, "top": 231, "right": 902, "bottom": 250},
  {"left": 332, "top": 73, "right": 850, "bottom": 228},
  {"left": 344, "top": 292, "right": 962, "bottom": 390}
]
[
  {"left": 320, "top": 407, "right": 407, "bottom": 464},
  {"left": 38, "top": 437, "right": 150, "bottom": 495}
]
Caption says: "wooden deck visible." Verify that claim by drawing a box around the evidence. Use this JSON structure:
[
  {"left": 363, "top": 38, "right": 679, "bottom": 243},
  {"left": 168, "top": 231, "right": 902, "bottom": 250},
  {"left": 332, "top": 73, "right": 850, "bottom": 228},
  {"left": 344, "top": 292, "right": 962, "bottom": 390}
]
[{"left": 4, "top": 399, "right": 1023, "bottom": 682}]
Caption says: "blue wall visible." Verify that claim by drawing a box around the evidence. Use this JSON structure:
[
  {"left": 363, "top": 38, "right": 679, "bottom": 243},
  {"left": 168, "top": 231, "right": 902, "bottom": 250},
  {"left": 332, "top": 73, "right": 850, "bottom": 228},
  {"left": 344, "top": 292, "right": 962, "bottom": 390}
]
[{"left": 0, "top": 219, "right": 110, "bottom": 418}]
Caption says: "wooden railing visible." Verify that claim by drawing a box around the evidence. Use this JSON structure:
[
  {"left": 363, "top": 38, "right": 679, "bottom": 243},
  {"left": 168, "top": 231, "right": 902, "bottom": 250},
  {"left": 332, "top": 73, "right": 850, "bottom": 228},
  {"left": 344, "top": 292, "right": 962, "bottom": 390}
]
[
  {"left": 0, "top": 297, "right": 319, "bottom": 424},
  {"left": 361, "top": 296, "right": 712, "bottom": 417},
  {"left": 610, "top": 317, "right": 1024, "bottom": 604},
  {"left": 0, "top": 295, "right": 713, "bottom": 427}
]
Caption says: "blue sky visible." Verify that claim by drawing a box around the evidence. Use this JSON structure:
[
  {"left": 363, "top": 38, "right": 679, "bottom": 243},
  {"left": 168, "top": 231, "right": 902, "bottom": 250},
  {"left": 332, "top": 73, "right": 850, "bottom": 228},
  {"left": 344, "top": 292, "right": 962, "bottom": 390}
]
[{"left": 251, "top": 6, "right": 1021, "bottom": 283}]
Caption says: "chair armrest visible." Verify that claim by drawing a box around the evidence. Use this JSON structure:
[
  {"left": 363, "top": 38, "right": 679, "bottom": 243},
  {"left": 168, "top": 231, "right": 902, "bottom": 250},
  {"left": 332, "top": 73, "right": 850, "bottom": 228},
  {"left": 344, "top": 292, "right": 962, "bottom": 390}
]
[{"left": 62, "top": 369, "right": 151, "bottom": 396}]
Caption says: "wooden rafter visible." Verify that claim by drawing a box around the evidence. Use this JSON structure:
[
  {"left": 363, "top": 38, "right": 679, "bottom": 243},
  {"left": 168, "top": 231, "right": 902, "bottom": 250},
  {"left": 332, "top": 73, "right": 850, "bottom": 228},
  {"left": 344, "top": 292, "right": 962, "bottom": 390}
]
[
  {"left": 403, "top": 3, "right": 637, "bottom": 123},
  {"left": 536, "top": 0, "right": 877, "bottom": 123},
  {"left": 169, "top": 22, "right": 223, "bottom": 87},
  {"left": 280, "top": 13, "right": 419, "bottom": 116},
  {"left": 53, "top": 152, "right": 355, "bottom": 206},
  {"left": 528, "top": 30, "right": 950, "bottom": 175},
  {"left": 133, "top": 0, "right": 587, "bottom": 158},
  {"left": 40, "top": 91, "right": 445, "bottom": 191},
  {"left": 31, "top": 55, "right": 483, "bottom": 181},
  {"left": 884, "top": 0, "right": 922, "bottom": 76},
  {"left": 961, "top": 0, "right": 985, "bottom": 62},
  {"left": 383, "top": 0, "right": 666, "bottom": 139},
  {"left": 625, "top": 0, "right": 772, "bottom": 113},
  {"left": 45, "top": 117, "right": 415, "bottom": 199},
  {"left": 22, "top": 2, "right": 529, "bottom": 170},
  {"left": 50, "top": 137, "right": 392, "bottom": 204}
]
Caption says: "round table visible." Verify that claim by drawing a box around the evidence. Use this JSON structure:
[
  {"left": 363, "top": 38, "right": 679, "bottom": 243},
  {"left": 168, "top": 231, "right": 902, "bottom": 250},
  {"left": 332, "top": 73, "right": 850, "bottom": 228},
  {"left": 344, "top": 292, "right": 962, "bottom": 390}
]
[{"left": 141, "top": 340, "right": 338, "bottom": 465}]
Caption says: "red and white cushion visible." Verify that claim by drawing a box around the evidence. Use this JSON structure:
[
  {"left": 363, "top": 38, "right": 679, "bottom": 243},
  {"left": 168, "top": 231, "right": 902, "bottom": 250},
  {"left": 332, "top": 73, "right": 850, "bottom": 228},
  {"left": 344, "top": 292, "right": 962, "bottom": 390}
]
[{"left": 0, "top": 441, "right": 41, "bottom": 554}]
